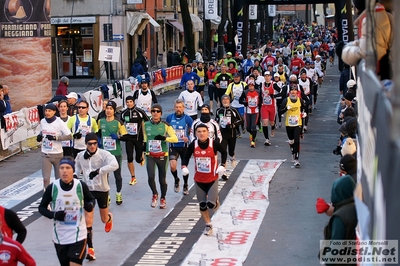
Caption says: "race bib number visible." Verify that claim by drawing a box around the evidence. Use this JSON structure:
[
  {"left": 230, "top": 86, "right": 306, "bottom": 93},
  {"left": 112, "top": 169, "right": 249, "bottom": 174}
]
[
  {"left": 220, "top": 80, "right": 228, "bottom": 89},
  {"left": 103, "top": 137, "right": 116, "bottom": 151},
  {"left": 78, "top": 124, "right": 91, "bottom": 137},
  {"left": 248, "top": 97, "right": 257, "bottom": 107},
  {"left": 303, "top": 86, "right": 310, "bottom": 95},
  {"left": 61, "top": 140, "right": 71, "bottom": 147},
  {"left": 234, "top": 91, "right": 241, "bottom": 101},
  {"left": 209, "top": 80, "right": 213, "bottom": 85},
  {"left": 175, "top": 129, "right": 185, "bottom": 142},
  {"left": 149, "top": 140, "right": 162, "bottom": 152},
  {"left": 263, "top": 95, "right": 272, "bottom": 105},
  {"left": 199, "top": 77, "right": 204, "bottom": 84},
  {"left": 126, "top": 123, "right": 138, "bottom": 135},
  {"left": 43, "top": 139, "right": 53, "bottom": 150},
  {"left": 219, "top": 115, "right": 231, "bottom": 128},
  {"left": 64, "top": 209, "right": 78, "bottom": 226},
  {"left": 140, "top": 102, "right": 151, "bottom": 113},
  {"left": 185, "top": 100, "right": 194, "bottom": 111},
  {"left": 196, "top": 157, "right": 211, "bottom": 173},
  {"left": 288, "top": 115, "right": 299, "bottom": 126}
]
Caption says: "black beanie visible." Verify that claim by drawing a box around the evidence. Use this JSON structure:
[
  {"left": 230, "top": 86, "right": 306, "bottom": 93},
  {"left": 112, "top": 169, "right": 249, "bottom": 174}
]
[
  {"left": 85, "top": 132, "right": 98, "bottom": 144},
  {"left": 126, "top": 96, "right": 134, "bottom": 102},
  {"left": 106, "top": 101, "right": 117, "bottom": 112}
]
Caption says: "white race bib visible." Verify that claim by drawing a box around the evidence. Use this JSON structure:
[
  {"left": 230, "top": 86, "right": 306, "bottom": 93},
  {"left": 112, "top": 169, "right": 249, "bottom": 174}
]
[
  {"left": 220, "top": 81, "right": 228, "bottom": 89},
  {"left": 175, "top": 129, "right": 185, "bottom": 142},
  {"left": 196, "top": 157, "right": 211, "bottom": 173},
  {"left": 103, "top": 137, "right": 116, "bottom": 151},
  {"left": 126, "top": 123, "right": 138, "bottom": 135},
  {"left": 263, "top": 95, "right": 272, "bottom": 105},
  {"left": 149, "top": 140, "right": 162, "bottom": 152},
  {"left": 288, "top": 115, "right": 299, "bottom": 126}
]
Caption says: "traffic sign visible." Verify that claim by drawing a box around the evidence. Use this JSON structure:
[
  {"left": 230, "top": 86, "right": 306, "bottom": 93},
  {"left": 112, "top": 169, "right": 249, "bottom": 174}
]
[{"left": 113, "top": 34, "right": 124, "bottom": 41}]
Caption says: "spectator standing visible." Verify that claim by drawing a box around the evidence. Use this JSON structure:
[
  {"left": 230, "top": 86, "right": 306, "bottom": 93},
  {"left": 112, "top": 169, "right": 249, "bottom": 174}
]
[
  {"left": 2, "top": 85, "right": 11, "bottom": 114},
  {"left": 130, "top": 59, "right": 145, "bottom": 78},
  {"left": 139, "top": 51, "right": 149, "bottom": 73},
  {"left": 55, "top": 76, "right": 69, "bottom": 96},
  {"left": 172, "top": 49, "right": 183, "bottom": 66},
  {"left": 167, "top": 47, "right": 174, "bottom": 67}
]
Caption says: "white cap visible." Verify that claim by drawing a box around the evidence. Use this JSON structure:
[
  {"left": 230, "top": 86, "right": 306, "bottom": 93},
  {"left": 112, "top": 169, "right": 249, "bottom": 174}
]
[
  {"left": 66, "top": 92, "right": 78, "bottom": 99},
  {"left": 316, "top": 55, "right": 321, "bottom": 58},
  {"left": 264, "top": 71, "right": 271, "bottom": 76},
  {"left": 346, "top": 79, "right": 356, "bottom": 89},
  {"left": 274, "top": 73, "right": 280, "bottom": 77}
]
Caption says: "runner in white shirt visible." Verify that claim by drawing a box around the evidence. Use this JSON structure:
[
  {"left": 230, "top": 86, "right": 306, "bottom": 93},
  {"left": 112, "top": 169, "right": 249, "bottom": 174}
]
[
  {"left": 133, "top": 79, "right": 158, "bottom": 117},
  {"left": 178, "top": 80, "right": 204, "bottom": 120},
  {"left": 37, "top": 103, "right": 73, "bottom": 189}
]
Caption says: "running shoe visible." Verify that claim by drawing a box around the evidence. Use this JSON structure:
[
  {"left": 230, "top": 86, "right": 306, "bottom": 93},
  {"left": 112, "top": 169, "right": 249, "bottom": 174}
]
[
  {"left": 183, "top": 184, "right": 189, "bottom": 195},
  {"left": 303, "top": 126, "right": 308, "bottom": 132},
  {"left": 278, "top": 122, "right": 282, "bottom": 128},
  {"left": 242, "top": 128, "right": 246, "bottom": 134},
  {"left": 250, "top": 141, "right": 255, "bottom": 148},
  {"left": 236, "top": 133, "right": 241, "bottom": 138},
  {"left": 159, "top": 198, "right": 166, "bottom": 209},
  {"left": 151, "top": 194, "right": 158, "bottom": 208},
  {"left": 294, "top": 160, "right": 301, "bottom": 168},
  {"left": 264, "top": 139, "right": 271, "bottom": 146},
  {"left": 129, "top": 177, "right": 137, "bottom": 185},
  {"left": 204, "top": 224, "right": 213, "bottom": 236},
  {"left": 105, "top": 213, "right": 113, "bottom": 233},
  {"left": 230, "top": 157, "right": 237, "bottom": 167},
  {"left": 116, "top": 192, "right": 122, "bottom": 205},
  {"left": 270, "top": 129, "right": 275, "bottom": 137},
  {"left": 221, "top": 174, "right": 228, "bottom": 181},
  {"left": 174, "top": 179, "right": 180, "bottom": 193},
  {"left": 86, "top": 248, "right": 96, "bottom": 260}
]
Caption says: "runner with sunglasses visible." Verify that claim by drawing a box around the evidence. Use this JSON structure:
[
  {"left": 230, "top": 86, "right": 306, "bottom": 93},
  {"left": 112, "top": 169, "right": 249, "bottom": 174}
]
[{"left": 143, "top": 104, "right": 178, "bottom": 209}]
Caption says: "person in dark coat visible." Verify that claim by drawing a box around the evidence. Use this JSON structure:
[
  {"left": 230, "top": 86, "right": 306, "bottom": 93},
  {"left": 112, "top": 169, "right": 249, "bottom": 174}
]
[
  {"left": 167, "top": 47, "right": 174, "bottom": 67},
  {"left": 172, "top": 49, "right": 182, "bottom": 66},
  {"left": 130, "top": 59, "right": 145, "bottom": 77},
  {"left": 138, "top": 51, "right": 149, "bottom": 72}
]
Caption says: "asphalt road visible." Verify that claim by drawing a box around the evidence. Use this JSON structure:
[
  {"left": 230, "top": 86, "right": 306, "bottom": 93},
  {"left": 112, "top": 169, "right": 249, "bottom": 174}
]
[{"left": 0, "top": 64, "right": 343, "bottom": 265}]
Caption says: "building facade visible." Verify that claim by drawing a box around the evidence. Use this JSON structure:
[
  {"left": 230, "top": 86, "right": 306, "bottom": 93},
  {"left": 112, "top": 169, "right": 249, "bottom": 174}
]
[{"left": 51, "top": 0, "right": 203, "bottom": 79}]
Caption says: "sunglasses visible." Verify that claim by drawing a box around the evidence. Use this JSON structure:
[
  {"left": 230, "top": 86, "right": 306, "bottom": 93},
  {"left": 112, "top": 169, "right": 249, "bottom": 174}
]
[
  {"left": 87, "top": 142, "right": 98, "bottom": 146},
  {"left": 78, "top": 106, "right": 87, "bottom": 109},
  {"left": 151, "top": 109, "right": 161, "bottom": 113}
]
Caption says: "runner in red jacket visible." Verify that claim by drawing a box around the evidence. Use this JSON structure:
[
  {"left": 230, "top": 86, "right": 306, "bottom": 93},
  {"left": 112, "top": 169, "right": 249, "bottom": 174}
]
[
  {"left": 0, "top": 234, "right": 36, "bottom": 266},
  {"left": 289, "top": 53, "right": 305, "bottom": 76}
]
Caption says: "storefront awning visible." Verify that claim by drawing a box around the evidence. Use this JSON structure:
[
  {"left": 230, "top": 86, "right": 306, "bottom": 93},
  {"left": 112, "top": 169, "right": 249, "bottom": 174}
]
[
  {"left": 167, "top": 20, "right": 184, "bottom": 32},
  {"left": 127, "top": 12, "right": 160, "bottom": 36},
  {"left": 190, "top": 14, "right": 203, "bottom": 32},
  {"left": 149, "top": 17, "right": 161, "bottom": 32}
]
